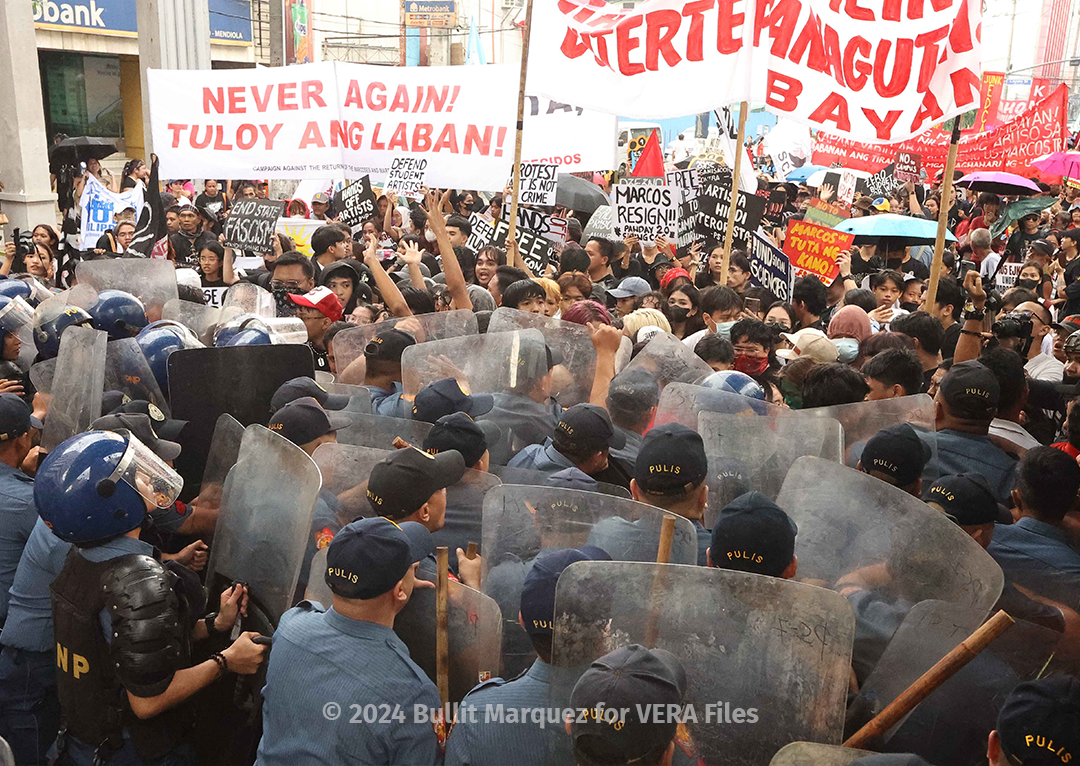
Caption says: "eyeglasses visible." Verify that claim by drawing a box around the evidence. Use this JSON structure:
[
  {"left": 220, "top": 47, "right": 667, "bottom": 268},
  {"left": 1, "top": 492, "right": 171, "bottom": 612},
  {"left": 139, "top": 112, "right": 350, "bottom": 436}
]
[{"left": 271, "top": 280, "right": 305, "bottom": 291}]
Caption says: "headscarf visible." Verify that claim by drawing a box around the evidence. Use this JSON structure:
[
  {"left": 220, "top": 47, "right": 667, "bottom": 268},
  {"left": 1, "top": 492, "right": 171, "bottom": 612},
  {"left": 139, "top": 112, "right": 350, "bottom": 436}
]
[{"left": 827, "top": 304, "right": 872, "bottom": 344}]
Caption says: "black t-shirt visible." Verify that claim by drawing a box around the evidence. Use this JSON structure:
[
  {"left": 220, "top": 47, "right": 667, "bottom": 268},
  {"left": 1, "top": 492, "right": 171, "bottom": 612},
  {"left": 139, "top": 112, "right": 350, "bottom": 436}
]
[
  {"left": 170, "top": 230, "right": 215, "bottom": 269},
  {"left": 850, "top": 253, "right": 883, "bottom": 277},
  {"left": 308, "top": 342, "right": 330, "bottom": 372},
  {"left": 195, "top": 192, "right": 227, "bottom": 218},
  {"left": 941, "top": 321, "right": 961, "bottom": 360},
  {"left": 895, "top": 258, "right": 930, "bottom": 280},
  {"left": 1006, "top": 229, "right": 1046, "bottom": 259},
  {"left": 120, "top": 176, "right": 138, "bottom": 191},
  {"left": 94, "top": 230, "right": 121, "bottom": 253}
]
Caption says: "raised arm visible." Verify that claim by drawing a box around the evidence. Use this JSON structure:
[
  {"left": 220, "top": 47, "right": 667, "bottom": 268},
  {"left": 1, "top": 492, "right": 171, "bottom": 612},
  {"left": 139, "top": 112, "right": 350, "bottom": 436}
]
[
  {"left": 362, "top": 233, "right": 412, "bottom": 317},
  {"left": 424, "top": 188, "right": 472, "bottom": 311}
]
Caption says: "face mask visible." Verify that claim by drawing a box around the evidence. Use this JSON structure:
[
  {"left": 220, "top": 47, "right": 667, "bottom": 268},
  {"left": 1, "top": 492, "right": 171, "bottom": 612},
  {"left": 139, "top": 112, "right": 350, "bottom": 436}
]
[
  {"left": 833, "top": 337, "right": 860, "bottom": 363},
  {"left": 425, "top": 230, "right": 438, "bottom": 243},
  {"left": 667, "top": 306, "right": 690, "bottom": 324},
  {"left": 1017, "top": 278, "right": 1040, "bottom": 291},
  {"left": 714, "top": 320, "right": 737, "bottom": 339},
  {"left": 899, "top": 301, "right": 920, "bottom": 313},
  {"left": 273, "top": 286, "right": 304, "bottom": 315},
  {"left": 734, "top": 354, "right": 770, "bottom": 376}
]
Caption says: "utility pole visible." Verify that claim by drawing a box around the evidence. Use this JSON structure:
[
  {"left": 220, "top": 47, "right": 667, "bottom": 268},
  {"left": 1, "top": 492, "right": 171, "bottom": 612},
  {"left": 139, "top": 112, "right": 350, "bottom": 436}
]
[{"left": 271, "top": 0, "right": 285, "bottom": 66}]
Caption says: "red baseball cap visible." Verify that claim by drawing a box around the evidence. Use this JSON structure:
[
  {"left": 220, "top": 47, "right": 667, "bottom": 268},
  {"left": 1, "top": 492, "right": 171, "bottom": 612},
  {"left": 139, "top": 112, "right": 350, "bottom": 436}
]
[{"left": 288, "top": 286, "right": 343, "bottom": 321}]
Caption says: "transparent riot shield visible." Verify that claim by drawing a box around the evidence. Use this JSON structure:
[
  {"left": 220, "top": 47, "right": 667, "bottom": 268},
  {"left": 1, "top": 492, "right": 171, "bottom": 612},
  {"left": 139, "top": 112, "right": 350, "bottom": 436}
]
[
  {"left": 323, "top": 381, "right": 372, "bottom": 415},
  {"left": 801, "top": 394, "right": 936, "bottom": 469},
  {"left": 775, "top": 457, "right": 1004, "bottom": 682},
  {"left": 75, "top": 259, "right": 178, "bottom": 323},
  {"left": 28, "top": 358, "right": 55, "bottom": 395},
  {"left": 0, "top": 295, "right": 38, "bottom": 372},
  {"left": 490, "top": 466, "right": 632, "bottom": 499},
  {"left": 311, "top": 442, "right": 394, "bottom": 525},
  {"left": 196, "top": 413, "right": 245, "bottom": 523},
  {"left": 698, "top": 411, "right": 842, "bottom": 517},
  {"left": 435, "top": 470, "right": 501, "bottom": 573},
  {"left": 314, "top": 370, "right": 334, "bottom": 387},
  {"left": 103, "top": 338, "right": 170, "bottom": 416},
  {"left": 161, "top": 299, "right": 222, "bottom": 346},
  {"left": 847, "top": 600, "right": 1077, "bottom": 763},
  {"left": 220, "top": 282, "right": 276, "bottom": 321},
  {"left": 656, "top": 382, "right": 781, "bottom": 430},
  {"left": 769, "top": 743, "right": 873, "bottom": 766},
  {"left": 335, "top": 412, "right": 432, "bottom": 450},
  {"left": 482, "top": 484, "right": 699, "bottom": 678},
  {"left": 333, "top": 310, "right": 479, "bottom": 375},
  {"left": 618, "top": 332, "right": 712, "bottom": 391},
  {"left": 206, "top": 424, "right": 322, "bottom": 624},
  {"left": 487, "top": 308, "right": 596, "bottom": 407},
  {"left": 304, "top": 548, "right": 332, "bottom": 605},
  {"left": 41, "top": 326, "right": 107, "bottom": 452},
  {"left": 168, "top": 345, "right": 315, "bottom": 500},
  {"left": 551, "top": 562, "right": 856, "bottom": 766}
]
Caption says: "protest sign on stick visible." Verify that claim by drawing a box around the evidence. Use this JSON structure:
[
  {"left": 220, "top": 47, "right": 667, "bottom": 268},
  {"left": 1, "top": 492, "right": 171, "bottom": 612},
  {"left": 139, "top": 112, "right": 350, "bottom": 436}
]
[
  {"left": 837, "top": 171, "right": 859, "bottom": 206},
  {"left": 895, "top": 151, "right": 922, "bottom": 183},
  {"left": 222, "top": 198, "right": 284, "bottom": 252},
  {"left": 783, "top": 221, "right": 855, "bottom": 284},
  {"left": 749, "top": 232, "right": 793, "bottom": 303},
  {"left": 805, "top": 199, "right": 850, "bottom": 228},
  {"left": 695, "top": 178, "right": 766, "bottom": 250},
  {"left": 612, "top": 183, "right": 678, "bottom": 242},
  {"left": 467, "top": 213, "right": 552, "bottom": 274},
  {"left": 719, "top": 103, "right": 749, "bottom": 284},
  {"left": 334, "top": 176, "right": 377, "bottom": 230},
  {"left": 384, "top": 157, "right": 428, "bottom": 199}
]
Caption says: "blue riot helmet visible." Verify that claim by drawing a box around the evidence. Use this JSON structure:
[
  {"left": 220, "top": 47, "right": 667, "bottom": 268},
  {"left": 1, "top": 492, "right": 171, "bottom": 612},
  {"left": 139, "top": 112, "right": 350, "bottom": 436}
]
[
  {"left": 0, "top": 280, "right": 33, "bottom": 304},
  {"left": 700, "top": 370, "right": 766, "bottom": 400},
  {"left": 136, "top": 323, "right": 202, "bottom": 397},
  {"left": 225, "top": 328, "right": 272, "bottom": 347},
  {"left": 20, "top": 278, "right": 53, "bottom": 308},
  {"left": 88, "top": 289, "right": 148, "bottom": 340},
  {"left": 35, "top": 430, "right": 184, "bottom": 545},
  {"left": 32, "top": 301, "right": 94, "bottom": 360},
  {"left": 213, "top": 313, "right": 268, "bottom": 348}
]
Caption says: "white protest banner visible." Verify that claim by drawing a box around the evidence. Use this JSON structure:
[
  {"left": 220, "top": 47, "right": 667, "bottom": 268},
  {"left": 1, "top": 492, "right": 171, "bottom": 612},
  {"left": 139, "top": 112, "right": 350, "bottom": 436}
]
[
  {"left": 148, "top": 62, "right": 518, "bottom": 190},
  {"left": 612, "top": 183, "right": 677, "bottom": 242},
  {"left": 764, "top": 118, "right": 813, "bottom": 180},
  {"left": 384, "top": 157, "right": 428, "bottom": 199},
  {"left": 994, "top": 262, "right": 1023, "bottom": 292},
  {"left": 528, "top": 0, "right": 982, "bottom": 143},
  {"left": 78, "top": 175, "right": 145, "bottom": 251},
  {"left": 521, "top": 96, "right": 618, "bottom": 172},
  {"left": 514, "top": 163, "right": 559, "bottom": 206}
]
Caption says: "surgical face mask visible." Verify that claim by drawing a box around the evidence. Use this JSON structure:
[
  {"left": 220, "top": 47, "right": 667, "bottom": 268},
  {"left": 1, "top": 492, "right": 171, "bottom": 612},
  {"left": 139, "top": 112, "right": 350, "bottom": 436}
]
[
  {"left": 667, "top": 305, "right": 690, "bottom": 324},
  {"left": 425, "top": 230, "right": 438, "bottom": 243},
  {"left": 1016, "top": 278, "right": 1040, "bottom": 291},
  {"left": 714, "top": 320, "right": 737, "bottom": 339},
  {"left": 833, "top": 337, "right": 860, "bottom": 363},
  {"left": 733, "top": 354, "right": 769, "bottom": 376}
]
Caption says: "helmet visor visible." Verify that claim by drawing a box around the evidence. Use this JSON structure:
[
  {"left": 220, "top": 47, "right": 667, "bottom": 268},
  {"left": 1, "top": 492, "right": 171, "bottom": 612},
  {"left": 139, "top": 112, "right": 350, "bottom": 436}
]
[
  {"left": 0, "top": 296, "right": 35, "bottom": 334},
  {"left": 110, "top": 430, "right": 183, "bottom": 508}
]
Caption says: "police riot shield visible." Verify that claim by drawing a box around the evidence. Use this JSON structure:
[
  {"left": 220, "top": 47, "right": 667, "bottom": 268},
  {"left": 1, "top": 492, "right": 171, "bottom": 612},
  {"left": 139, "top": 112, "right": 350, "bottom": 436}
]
[
  {"left": 848, "top": 600, "right": 1076, "bottom": 763},
  {"left": 487, "top": 308, "right": 596, "bottom": 407},
  {"left": 206, "top": 424, "right": 322, "bottom": 624},
  {"left": 41, "top": 326, "right": 107, "bottom": 452},
  {"left": 311, "top": 442, "right": 394, "bottom": 524},
  {"left": 168, "top": 345, "right": 314, "bottom": 500},
  {"left": 656, "top": 382, "right": 781, "bottom": 430},
  {"left": 335, "top": 412, "right": 431, "bottom": 450},
  {"left": 323, "top": 381, "right": 371, "bottom": 415},
  {"left": 196, "top": 413, "right": 245, "bottom": 518},
  {"left": 698, "top": 411, "right": 842, "bottom": 518},
  {"left": 75, "top": 258, "right": 178, "bottom": 323},
  {"left": 305, "top": 548, "right": 332, "bottom": 604},
  {"left": 618, "top": 332, "right": 712, "bottom": 391},
  {"left": 482, "top": 485, "right": 699, "bottom": 678},
  {"left": 775, "top": 457, "right": 1004, "bottom": 681},
  {"left": 103, "top": 338, "right": 170, "bottom": 416},
  {"left": 435, "top": 470, "right": 501, "bottom": 573},
  {"left": 220, "top": 282, "right": 275, "bottom": 321},
  {"left": 769, "top": 743, "right": 874, "bottom": 766},
  {"left": 550, "top": 562, "right": 856, "bottom": 766},
  {"left": 28, "top": 358, "right": 55, "bottom": 395},
  {"left": 0, "top": 295, "right": 38, "bottom": 372},
  {"left": 161, "top": 299, "right": 222, "bottom": 346},
  {"left": 489, "top": 466, "right": 632, "bottom": 499},
  {"left": 801, "top": 394, "right": 936, "bottom": 469},
  {"left": 402, "top": 329, "right": 550, "bottom": 399},
  {"left": 313, "top": 370, "right": 334, "bottom": 387},
  {"left": 333, "top": 310, "right": 479, "bottom": 375}
]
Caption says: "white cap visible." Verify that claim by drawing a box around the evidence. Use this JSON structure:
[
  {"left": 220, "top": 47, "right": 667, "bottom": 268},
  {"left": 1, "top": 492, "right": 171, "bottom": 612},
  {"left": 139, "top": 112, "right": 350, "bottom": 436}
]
[{"left": 776, "top": 328, "right": 839, "bottom": 364}]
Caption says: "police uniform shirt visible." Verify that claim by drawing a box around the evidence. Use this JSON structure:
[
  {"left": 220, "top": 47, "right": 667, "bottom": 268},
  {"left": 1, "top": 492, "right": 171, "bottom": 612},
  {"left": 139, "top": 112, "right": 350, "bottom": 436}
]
[
  {"left": 256, "top": 603, "right": 441, "bottom": 766},
  {"left": 587, "top": 515, "right": 709, "bottom": 566},
  {"left": 505, "top": 439, "right": 574, "bottom": 475},
  {"left": 0, "top": 463, "right": 38, "bottom": 625},
  {"left": 481, "top": 394, "right": 561, "bottom": 464},
  {"left": 365, "top": 382, "right": 409, "bottom": 419},
  {"left": 1, "top": 518, "right": 71, "bottom": 652},
  {"left": 918, "top": 429, "right": 1017, "bottom": 506},
  {"left": 445, "top": 659, "right": 569, "bottom": 766},
  {"left": 987, "top": 517, "right": 1080, "bottom": 611},
  {"left": 299, "top": 492, "right": 343, "bottom": 590},
  {"left": 845, "top": 588, "right": 911, "bottom": 685}
]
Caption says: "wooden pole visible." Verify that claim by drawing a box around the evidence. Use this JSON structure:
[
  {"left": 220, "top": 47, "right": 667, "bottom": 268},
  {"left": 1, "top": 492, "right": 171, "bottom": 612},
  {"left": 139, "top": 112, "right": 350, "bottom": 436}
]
[
  {"left": 843, "top": 610, "right": 1014, "bottom": 749},
  {"left": 719, "top": 102, "right": 749, "bottom": 287},
  {"left": 465, "top": 541, "right": 478, "bottom": 560},
  {"left": 643, "top": 516, "right": 678, "bottom": 647},
  {"left": 505, "top": 0, "right": 535, "bottom": 271},
  {"left": 655, "top": 515, "right": 676, "bottom": 564},
  {"left": 435, "top": 546, "right": 450, "bottom": 707},
  {"left": 923, "top": 120, "right": 963, "bottom": 310}
]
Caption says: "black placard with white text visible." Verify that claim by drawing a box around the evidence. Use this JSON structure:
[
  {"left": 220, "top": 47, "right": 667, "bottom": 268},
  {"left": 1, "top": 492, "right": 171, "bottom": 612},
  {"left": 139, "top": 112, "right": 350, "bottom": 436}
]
[{"left": 222, "top": 198, "right": 284, "bottom": 252}]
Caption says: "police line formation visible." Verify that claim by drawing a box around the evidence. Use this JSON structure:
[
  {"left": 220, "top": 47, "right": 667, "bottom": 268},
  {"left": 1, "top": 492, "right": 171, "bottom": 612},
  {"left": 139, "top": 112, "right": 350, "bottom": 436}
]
[{"left": 1, "top": 159, "right": 1080, "bottom": 766}]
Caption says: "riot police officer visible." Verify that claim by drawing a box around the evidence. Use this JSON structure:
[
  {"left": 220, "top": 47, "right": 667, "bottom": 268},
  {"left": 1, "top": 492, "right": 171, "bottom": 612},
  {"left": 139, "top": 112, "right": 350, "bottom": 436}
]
[{"left": 38, "top": 430, "right": 266, "bottom": 765}]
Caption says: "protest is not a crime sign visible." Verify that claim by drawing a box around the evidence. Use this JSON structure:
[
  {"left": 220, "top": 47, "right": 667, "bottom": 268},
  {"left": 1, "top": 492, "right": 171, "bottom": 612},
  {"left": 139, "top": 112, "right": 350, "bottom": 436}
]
[
  {"left": 783, "top": 220, "right": 855, "bottom": 283},
  {"left": 223, "top": 198, "right": 284, "bottom": 252},
  {"left": 515, "top": 163, "right": 559, "bottom": 206}
]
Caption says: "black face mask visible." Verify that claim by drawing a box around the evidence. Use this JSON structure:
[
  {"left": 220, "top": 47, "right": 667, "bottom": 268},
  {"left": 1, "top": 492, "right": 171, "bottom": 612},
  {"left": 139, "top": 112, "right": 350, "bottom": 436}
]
[
  {"left": 1016, "top": 278, "right": 1040, "bottom": 291},
  {"left": 900, "top": 301, "right": 920, "bottom": 312},
  {"left": 667, "top": 305, "right": 690, "bottom": 324},
  {"left": 273, "top": 286, "right": 304, "bottom": 316}
]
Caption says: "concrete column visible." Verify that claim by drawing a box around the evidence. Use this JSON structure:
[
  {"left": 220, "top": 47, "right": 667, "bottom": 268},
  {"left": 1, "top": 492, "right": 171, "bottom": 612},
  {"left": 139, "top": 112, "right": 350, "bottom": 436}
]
[
  {"left": 138, "top": 0, "right": 212, "bottom": 160},
  {"left": 0, "top": 0, "right": 57, "bottom": 236}
]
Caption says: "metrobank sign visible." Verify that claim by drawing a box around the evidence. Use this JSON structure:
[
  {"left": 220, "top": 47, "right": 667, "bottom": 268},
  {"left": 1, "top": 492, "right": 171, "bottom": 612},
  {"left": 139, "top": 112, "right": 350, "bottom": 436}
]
[{"left": 34, "top": 0, "right": 253, "bottom": 44}]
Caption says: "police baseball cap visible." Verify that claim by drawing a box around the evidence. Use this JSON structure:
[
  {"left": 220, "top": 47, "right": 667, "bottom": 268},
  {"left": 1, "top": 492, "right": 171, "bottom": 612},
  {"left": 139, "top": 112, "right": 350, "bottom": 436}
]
[
  {"left": 553, "top": 404, "right": 625, "bottom": 454},
  {"left": 519, "top": 546, "right": 610, "bottom": 636},
  {"left": 364, "top": 329, "right": 416, "bottom": 363},
  {"left": 268, "top": 397, "right": 352, "bottom": 447},
  {"left": 366, "top": 447, "right": 466, "bottom": 519},
  {"left": 923, "top": 473, "right": 999, "bottom": 526},
  {"left": 271, "top": 376, "right": 350, "bottom": 413},
  {"left": 570, "top": 645, "right": 687, "bottom": 766},
  {"left": 0, "top": 393, "right": 41, "bottom": 442},
  {"left": 324, "top": 517, "right": 428, "bottom": 599},
  {"left": 422, "top": 412, "right": 499, "bottom": 468},
  {"left": 101, "top": 390, "right": 129, "bottom": 416},
  {"left": 412, "top": 377, "right": 494, "bottom": 424},
  {"left": 635, "top": 423, "right": 708, "bottom": 495},
  {"left": 544, "top": 466, "right": 599, "bottom": 492},
  {"left": 996, "top": 675, "right": 1080, "bottom": 766},
  {"left": 939, "top": 360, "right": 1000, "bottom": 419},
  {"left": 860, "top": 423, "right": 932, "bottom": 487},
  {"left": 91, "top": 412, "right": 182, "bottom": 463},
  {"left": 709, "top": 491, "right": 798, "bottom": 577},
  {"left": 111, "top": 399, "right": 188, "bottom": 443},
  {"left": 608, "top": 276, "right": 652, "bottom": 300}
]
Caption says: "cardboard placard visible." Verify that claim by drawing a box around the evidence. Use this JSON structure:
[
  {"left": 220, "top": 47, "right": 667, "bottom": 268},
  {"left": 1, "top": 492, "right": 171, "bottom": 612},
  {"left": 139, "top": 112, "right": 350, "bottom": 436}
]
[
  {"left": 612, "top": 183, "right": 678, "bottom": 242},
  {"left": 515, "top": 162, "right": 559, "bottom": 206},
  {"left": 859, "top": 163, "right": 902, "bottom": 200},
  {"left": 334, "top": 175, "right": 378, "bottom": 230},
  {"left": 749, "top": 232, "right": 793, "bottom": 302},
  {"left": 695, "top": 178, "right": 767, "bottom": 248},
  {"left": 804, "top": 198, "right": 850, "bottom": 228},
  {"left": 222, "top": 198, "right": 285, "bottom": 252},
  {"left": 757, "top": 189, "right": 787, "bottom": 225},
  {"left": 385, "top": 156, "right": 428, "bottom": 199},
  {"left": 994, "top": 261, "right": 1023, "bottom": 291},
  {"left": 894, "top": 150, "right": 922, "bottom": 183},
  {"left": 837, "top": 170, "right": 859, "bottom": 205},
  {"left": 466, "top": 213, "right": 553, "bottom": 275},
  {"left": 502, "top": 207, "right": 569, "bottom": 246},
  {"left": 664, "top": 168, "right": 700, "bottom": 192},
  {"left": 676, "top": 191, "right": 700, "bottom": 260},
  {"left": 782, "top": 220, "right": 855, "bottom": 283}
]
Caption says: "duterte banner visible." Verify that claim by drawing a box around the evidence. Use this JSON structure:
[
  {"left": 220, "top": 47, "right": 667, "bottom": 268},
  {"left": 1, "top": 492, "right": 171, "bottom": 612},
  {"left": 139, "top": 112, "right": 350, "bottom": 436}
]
[
  {"left": 526, "top": 0, "right": 983, "bottom": 143},
  {"left": 813, "top": 85, "right": 1069, "bottom": 175},
  {"left": 148, "top": 62, "right": 518, "bottom": 189}
]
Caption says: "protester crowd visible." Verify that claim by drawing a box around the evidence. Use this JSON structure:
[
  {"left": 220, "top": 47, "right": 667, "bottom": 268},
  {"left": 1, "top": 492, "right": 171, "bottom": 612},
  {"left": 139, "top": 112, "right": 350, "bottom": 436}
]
[{"left": 0, "top": 149, "right": 1078, "bottom": 766}]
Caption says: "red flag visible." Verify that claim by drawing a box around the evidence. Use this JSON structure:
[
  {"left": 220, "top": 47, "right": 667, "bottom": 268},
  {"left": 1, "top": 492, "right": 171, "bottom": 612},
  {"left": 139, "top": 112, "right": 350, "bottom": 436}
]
[{"left": 630, "top": 129, "right": 665, "bottom": 177}]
